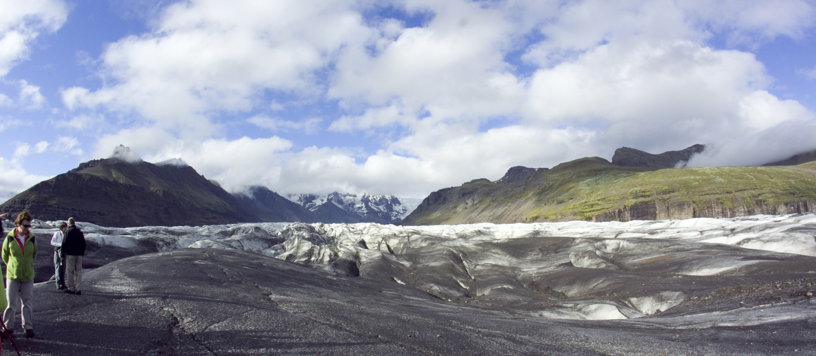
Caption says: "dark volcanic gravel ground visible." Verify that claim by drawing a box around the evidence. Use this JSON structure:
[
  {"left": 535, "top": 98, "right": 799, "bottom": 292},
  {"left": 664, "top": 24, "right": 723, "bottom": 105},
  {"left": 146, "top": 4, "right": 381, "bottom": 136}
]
[{"left": 2, "top": 248, "right": 815, "bottom": 355}]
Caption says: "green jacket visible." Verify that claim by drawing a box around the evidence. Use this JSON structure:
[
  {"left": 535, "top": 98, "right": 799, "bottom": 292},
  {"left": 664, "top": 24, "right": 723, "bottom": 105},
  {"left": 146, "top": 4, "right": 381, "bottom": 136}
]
[{"left": 2, "top": 230, "right": 37, "bottom": 282}]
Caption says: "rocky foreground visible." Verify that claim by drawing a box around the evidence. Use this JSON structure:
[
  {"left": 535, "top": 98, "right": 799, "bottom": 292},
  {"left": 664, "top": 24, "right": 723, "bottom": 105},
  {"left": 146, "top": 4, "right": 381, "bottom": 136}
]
[{"left": 5, "top": 248, "right": 815, "bottom": 355}]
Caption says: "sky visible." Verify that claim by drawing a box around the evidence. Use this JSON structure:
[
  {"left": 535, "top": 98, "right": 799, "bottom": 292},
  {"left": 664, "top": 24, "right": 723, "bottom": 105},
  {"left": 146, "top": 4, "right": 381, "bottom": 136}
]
[{"left": 1, "top": 0, "right": 816, "bottom": 202}]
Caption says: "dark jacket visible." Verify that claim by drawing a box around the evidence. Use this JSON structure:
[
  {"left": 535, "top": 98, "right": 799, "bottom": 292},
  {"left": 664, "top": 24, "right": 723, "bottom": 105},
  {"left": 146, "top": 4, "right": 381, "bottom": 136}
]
[{"left": 61, "top": 226, "right": 86, "bottom": 256}]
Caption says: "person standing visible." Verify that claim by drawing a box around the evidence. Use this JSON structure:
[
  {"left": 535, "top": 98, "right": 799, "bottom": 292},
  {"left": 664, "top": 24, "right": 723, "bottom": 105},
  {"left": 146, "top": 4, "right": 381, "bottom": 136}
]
[
  {"left": 62, "top": 217, "right": 86, "bottom": 295},
  {"left": 0, "top": 213, "right": 7, "bottom": 313},
  {"left": 1, "top": 211, "right": 37, "bottom": 338},
  {"left": 51, "top": 221, "right": 68, "bottom": 290}
]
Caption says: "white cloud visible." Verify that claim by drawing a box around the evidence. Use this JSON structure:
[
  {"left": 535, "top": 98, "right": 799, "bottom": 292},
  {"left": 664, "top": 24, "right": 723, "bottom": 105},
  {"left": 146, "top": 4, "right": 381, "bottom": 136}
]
[
  {"left": 18, "top": 80, "right": 45, "bottom": 108},
  {"left": 330, "top": 1, "right": 526, "bottom": 123},
  {"left": 800, "top": 66, "right": 816, "bottom": 80},
  {"left": 34, "top": 141, "right": 48, "bottom": 154},
  {"left": 53, "top": 136, "right": 82, "bottom": 155},
  {"left": 63, "top": 0, "right": 372, "bottom": 138},
  {"left": 274, "top": 124, "right": 599, "bottom": 197},
  {"left": 13, "top": 144, "right": 30, "bottom": 158},
  {"left": 0, "top": 117, "right": 23, "bottom": 132},
  {"left": 0, "top": 0, "right": 68, "bottom": 77},
  {"left": 91, "top": 126, "right": 178, "bottom": 160},
  {"left": 11, "top": 141, "right": 48, "bottom": 158},
  {"left": 161, "top": 136, "right": 294, "bottom": 194},
  {"left": 738, "top": 90, "right": 813, "bottom": 132},
  {"left": 0, "top": 156, "right": 48, "bottom": 201},
  {"left": 44, "top": 0, "right": 816, "bottom": 199},
  {"left": 683, "top": 0, "right": 816, "bottom": 46},
  {"left": 329, "top": 105, "right": 417, "bottom": 132},
  {"left": 524, "top": 0, "right": 704, "bottom": 66},
  {"left": 56, "top": 114, "right": 105, "bottom": 131},
  {"left": 689, "top": 92, "right": 816, "bottom": 167},
  {"left": 525, "top": 0, "right": 816, "bottom": 65},
  {"left": 61, "top": 86, "right": 91, "bottom": 110},
  {"left": 525, "top": 40, "right": 770, "bottom": 149},
  {"left": 0, "top": 93, "right": 11, "bottom": 106},
  {"left": 248, "top": 115, "right": 322, "bottom": 134},
  {"left": 92, "top": 126, "right": 295, "bottom": 194}
]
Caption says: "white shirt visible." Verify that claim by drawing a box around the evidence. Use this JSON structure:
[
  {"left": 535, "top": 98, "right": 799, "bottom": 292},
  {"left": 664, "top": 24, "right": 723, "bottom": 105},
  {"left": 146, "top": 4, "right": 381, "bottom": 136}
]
[
  {"left": 51, "top": 230, "right": 64, "bottom": 247},
  {"left": 15, "top": 230, "right": 27, "bottom": 246}
]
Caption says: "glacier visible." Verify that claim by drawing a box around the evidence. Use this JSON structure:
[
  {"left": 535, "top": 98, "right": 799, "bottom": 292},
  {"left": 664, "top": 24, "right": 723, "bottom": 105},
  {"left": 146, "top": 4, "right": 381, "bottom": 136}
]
[{"left": 30, "top": 213, "right": 816, "bottom": 323}]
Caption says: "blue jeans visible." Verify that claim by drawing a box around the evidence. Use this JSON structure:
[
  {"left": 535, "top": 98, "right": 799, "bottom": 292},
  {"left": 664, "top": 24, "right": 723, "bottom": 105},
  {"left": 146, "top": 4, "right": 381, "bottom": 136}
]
[{"left": 54, "top": 249, "right": 65, "bottom": 287}]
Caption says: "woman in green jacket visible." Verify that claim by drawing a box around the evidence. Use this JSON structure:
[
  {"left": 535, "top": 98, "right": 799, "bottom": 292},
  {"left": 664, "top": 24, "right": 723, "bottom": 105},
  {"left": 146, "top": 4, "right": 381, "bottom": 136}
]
[
  {"left": 0, "top": 213, "right": 6, "bottom": 312},
  {"left": 1, "top": 211, "right": 36, "bottom": 338}
]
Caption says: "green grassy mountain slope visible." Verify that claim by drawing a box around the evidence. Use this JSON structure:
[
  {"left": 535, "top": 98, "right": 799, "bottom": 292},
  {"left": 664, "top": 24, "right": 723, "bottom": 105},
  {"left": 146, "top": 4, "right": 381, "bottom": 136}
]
[{"left": 402, "top": 159, "right": 816, "bottom": 225}]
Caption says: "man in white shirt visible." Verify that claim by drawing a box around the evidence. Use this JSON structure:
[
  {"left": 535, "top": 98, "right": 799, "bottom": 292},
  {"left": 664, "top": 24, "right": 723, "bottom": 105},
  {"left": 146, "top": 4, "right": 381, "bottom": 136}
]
[{"left": 50, "top": 222, "right": 68, "bottom": 290}]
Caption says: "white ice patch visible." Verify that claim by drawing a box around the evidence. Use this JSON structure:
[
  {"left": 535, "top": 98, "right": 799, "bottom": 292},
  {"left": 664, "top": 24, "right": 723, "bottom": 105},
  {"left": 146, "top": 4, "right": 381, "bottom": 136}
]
[
  {"left": 627, "top": 291, "right": 686, "bottom": 315},
  {"left": 569, "top": 251, "right": 616, "bottom": 269},
  {"left": 187, "top": 240, "right": 232, "bottom": 249},
  {"left": 554, "top": 278, "right": 611, "bottom": 298},
  {"left": 678, "top": 260, "right": 755, "bottom": 276},
  {"left": 534, "top": 302, "right": 627, "bottom": 320},
  {"left": 475, "top": 284, "right": 515, "bottom": 297},
  {"left": 86, "top": 234, "right": 140, "bottom": 249}
]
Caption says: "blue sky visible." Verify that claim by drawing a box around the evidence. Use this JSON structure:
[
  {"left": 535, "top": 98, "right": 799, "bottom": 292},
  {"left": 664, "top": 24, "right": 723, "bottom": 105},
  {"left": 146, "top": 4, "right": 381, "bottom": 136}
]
[{"left": 1, "top": 0, "right": 816, "bottom": 202}]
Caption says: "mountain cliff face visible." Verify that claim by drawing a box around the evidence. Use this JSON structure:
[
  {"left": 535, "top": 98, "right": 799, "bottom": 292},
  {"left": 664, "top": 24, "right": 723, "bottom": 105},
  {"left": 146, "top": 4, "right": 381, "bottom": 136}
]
[
  {"left": 403, "top": 148, "right": 816, "bottom": 225},
  {"left": 612, "top": 144, "right": 705, "bottom": 168}
]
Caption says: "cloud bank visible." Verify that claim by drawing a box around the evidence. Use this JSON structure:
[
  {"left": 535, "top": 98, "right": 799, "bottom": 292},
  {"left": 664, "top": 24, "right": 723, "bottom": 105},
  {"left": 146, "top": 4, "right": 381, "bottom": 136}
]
[{"left": 2, "top": 0, "right": 815, "bottom": 201}]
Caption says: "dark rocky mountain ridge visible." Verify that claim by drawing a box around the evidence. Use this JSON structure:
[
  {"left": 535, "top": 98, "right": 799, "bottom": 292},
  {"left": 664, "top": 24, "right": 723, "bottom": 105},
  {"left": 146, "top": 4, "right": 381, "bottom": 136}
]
[
  {"left": 764, "top": 148, "right": 816, "bottom": 166},
  {"left": 612, "top": 144, "right": 705, "bottom": 168},
  {"left": 0, "top": 157, "right": 255, "bottom": 227}
]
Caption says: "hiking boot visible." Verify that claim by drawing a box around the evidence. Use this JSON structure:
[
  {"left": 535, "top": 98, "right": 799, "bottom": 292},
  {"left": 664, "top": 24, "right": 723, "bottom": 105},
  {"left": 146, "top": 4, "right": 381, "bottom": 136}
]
[
  {"left": 1, "top": 328, "right": 13, "bottom": 337},
  {"left": 58, "top": 285, "right": 67, "bottom": 290},
  {"left": 25, "top": 329, "right": 34, "bottom": 338}
]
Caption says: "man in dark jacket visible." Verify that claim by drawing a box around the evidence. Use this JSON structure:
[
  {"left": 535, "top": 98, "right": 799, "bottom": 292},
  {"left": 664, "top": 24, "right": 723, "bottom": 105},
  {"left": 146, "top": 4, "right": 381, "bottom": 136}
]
[
  {"left": 0, "top": 212, "right": 6, "bottom": 236},
  {"left": 61, "top": 217, "right": 86, "bottom": 295}
]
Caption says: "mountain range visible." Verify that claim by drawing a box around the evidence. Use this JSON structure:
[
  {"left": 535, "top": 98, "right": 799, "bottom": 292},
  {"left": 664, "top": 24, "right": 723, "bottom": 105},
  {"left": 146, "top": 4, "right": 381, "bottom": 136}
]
[
  {"left": 402, "top": 145, "right": 816, "bottom": 225},
  {"left": 0, "top": 146, "right": 410, "bottom": 227},
  {"left": 289, "top": 192, "right": 409, "bottom": 224},
  {"left": 3, "top": 144, "right": 815, "bottom": 227}
]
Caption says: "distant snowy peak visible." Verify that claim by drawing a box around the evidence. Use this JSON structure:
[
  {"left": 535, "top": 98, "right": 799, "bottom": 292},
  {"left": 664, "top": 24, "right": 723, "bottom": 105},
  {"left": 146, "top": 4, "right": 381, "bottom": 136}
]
[
  {"left": 289, "top": 193, "right": 325, "bottom": 211},
  {"left": 289, "top": 192, "right": 410, "bottom": 223}
]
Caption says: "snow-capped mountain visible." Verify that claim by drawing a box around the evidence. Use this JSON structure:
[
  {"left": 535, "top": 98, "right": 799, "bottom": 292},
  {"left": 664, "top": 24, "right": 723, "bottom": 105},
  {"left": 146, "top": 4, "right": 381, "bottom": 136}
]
[{"left": 289, "top": 192, "right": 410, "bottom": 224}]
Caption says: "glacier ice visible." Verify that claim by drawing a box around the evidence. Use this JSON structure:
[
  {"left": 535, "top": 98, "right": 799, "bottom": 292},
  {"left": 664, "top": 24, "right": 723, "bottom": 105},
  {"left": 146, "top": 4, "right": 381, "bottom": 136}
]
[{"left": 30, "top": 213, "right": 816, "bottom": 322}]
